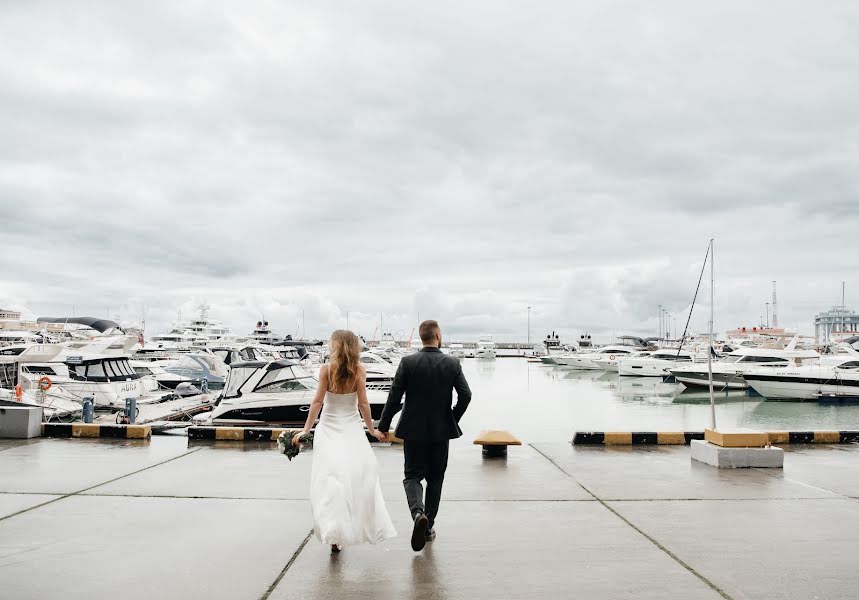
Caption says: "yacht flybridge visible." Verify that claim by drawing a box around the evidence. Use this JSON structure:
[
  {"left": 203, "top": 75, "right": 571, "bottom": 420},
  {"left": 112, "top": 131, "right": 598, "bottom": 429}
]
[{"left": 205, "top": 360, "right": 390, "bottom": 425}]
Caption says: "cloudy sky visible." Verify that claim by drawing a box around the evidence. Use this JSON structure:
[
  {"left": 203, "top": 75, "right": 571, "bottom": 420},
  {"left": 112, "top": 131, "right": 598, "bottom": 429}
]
[{"left": 1, "top": 1, "right": 857, "bottom": 342}]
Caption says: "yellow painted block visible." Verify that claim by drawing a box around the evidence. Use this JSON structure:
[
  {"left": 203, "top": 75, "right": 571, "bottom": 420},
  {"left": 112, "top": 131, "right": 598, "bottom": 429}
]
[
  {"left": 72, "top": 424, "right": 101, "bottom": 438},
  {"left": 604, "top": 432, "right": 633, "bottom": 445},
  {"left": 766, "top": 431, "right": 789, "bottom": 445},
  {"left": 126, "top": 425, "right": 151, "bottom": 439},
  {"left": 705, "top": 429, "right": 768, "bottom": 448},
  {"left": 657, "top": 432, "right": 686, "bottom": 445},
  {"left": 473, "top": 430, "right": 522, "bottom": 446},
  {"left": 214, "top": 427, "right": 244, "bottom": 441},
  {"left": 269, "top": 429, "right": 287, "bottom": 441},
  {"left": 814, "top": 431, "right": 840, "bottom": 444}
]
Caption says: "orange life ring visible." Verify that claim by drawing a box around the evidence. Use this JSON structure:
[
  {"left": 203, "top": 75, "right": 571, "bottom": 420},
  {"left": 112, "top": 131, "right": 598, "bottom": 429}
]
[
  {"left": 609, "top": 355, "right": 616, "bottom": 361},
  {"left": 38, "top": 376, "right": 52, "bottom": 392},
  {"left": 15, "top": 384, "right": 23, "bottom": 401}
]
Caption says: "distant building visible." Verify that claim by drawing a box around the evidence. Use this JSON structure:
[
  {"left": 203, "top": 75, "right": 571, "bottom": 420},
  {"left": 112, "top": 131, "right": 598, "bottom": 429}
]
[
  {"left": 814, "top": 305, "right": 859, "bottom": 343},
  {"left": 0, "top": 309, "right": 21, "bottom": 321}
]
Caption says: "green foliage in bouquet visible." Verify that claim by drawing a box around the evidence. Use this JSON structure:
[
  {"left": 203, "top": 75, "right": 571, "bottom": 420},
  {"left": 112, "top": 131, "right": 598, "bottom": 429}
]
[{"left": 277, "top": 430, "right": 314, "bottom": 461}]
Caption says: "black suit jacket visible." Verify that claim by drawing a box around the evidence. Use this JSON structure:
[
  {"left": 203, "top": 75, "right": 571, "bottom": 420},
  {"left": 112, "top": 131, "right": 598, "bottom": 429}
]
[{"left": 378, "top": 347, "right": 472, "bottom": 441}]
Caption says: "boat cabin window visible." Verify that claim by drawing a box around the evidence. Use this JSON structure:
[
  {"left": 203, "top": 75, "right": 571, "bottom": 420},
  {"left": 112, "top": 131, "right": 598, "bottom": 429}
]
[
  {"left": 0, "top": 347, "right": 26, "bottom": 356},
  {"left": 836, "top": 361, "right": 859, "bottom": 370},
  {"left": 738, "top": 356, "right": 789, "bottom": 365},
  {"left": 134, "top": 367, "right": 153, "bottom": 376},
  {"left": 23, "top": 365, "right": 57, "bottom": 375},
  {"left": 361, "top": 356, "right": 381, "bottom": 364},
  {"left": 223, "top": 367, "right": 258, "bottom": 398}
]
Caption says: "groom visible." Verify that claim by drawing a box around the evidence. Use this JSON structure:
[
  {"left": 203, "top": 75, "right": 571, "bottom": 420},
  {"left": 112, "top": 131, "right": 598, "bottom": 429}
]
[{"left": 378, "top": 320, "right": 472, "bottom": 552}]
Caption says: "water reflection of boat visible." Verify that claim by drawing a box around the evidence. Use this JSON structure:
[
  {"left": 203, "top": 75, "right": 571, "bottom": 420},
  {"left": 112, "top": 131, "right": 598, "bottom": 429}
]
[
  {"left": 672, "top": 389, "right": 757, "bottom": 404},
  {"left": 555, "top": 367, "right": 606, "bottom": 381},
  {"left": 613, "top": 376, "right": 678, "bottom": 402}
]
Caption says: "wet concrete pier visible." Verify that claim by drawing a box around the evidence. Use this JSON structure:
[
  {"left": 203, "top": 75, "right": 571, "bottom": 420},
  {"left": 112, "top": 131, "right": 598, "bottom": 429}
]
[{"left": 1, "top": 436, "right": 857, "bottom": 599}]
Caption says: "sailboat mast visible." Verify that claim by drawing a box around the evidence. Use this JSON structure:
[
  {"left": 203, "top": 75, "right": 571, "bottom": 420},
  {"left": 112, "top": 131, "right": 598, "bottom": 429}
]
[{"left": 708, "top": 238, "right": 716, "bottom": 430}]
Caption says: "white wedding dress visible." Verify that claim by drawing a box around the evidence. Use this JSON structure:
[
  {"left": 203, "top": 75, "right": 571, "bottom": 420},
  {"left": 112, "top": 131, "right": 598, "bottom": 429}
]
[{"left": 310, "top": 391, "right": 396, "bottom": 546}]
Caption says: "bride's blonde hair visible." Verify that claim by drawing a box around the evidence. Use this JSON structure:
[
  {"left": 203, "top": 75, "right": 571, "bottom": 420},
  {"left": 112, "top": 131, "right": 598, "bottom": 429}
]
[{"left": 327, "top": 330, "right": 362, "bottom": 393}]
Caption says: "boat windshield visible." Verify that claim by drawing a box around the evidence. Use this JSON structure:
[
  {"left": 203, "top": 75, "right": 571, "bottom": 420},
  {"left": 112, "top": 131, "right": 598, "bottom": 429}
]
[
  {"left": 721, "top": 356, "right": 743, "bottom": 363},
  {"left": 254, "top": 366, "right": 316, "bottom": 393},
  {"left": 224, "top": 367, "right": 258, "bottom": 398}
]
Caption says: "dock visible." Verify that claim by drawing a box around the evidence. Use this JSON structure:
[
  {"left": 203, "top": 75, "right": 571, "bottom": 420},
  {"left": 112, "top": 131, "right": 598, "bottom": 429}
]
[{"left": 1, "top": 435, "right": 858, "bottom": 599}]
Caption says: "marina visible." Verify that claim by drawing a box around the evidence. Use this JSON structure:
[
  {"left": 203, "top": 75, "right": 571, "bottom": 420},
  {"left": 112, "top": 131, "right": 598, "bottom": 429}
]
[{"left": 3, "top": 2, "right": 859, "bottom": 597}]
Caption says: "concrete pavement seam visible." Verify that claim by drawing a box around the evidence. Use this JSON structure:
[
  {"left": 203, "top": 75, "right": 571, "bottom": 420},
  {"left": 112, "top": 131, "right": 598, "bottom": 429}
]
[
  {"left": 260, "top": 529, "right": 314, "bottom": 600},
  {"left": 751, "top": 467, "right": 856, "bottom": 502},
  {"left": 530, "top": 444, "right": 734, "bottom": 600},
  {"left": 0, "top": 448, "right": 203, "bottom": 523}
]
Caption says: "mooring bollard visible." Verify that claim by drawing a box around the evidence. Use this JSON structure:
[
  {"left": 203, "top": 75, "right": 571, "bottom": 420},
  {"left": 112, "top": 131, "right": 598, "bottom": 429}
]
[
  {"left": 82, "top": 396, "right": 94, "bottom": 423},
  {"left": 125, "top": 397, "right": 137, "bottom": 424}
]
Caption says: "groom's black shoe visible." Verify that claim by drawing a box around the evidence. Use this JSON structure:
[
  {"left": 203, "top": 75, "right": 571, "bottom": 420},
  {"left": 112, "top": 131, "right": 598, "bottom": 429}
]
[
  {"left": 411, "top": 512, "right": 429, "bottom": 551},
  {"left": 425, "top": 528, "right": 436, "bottom": 542}
]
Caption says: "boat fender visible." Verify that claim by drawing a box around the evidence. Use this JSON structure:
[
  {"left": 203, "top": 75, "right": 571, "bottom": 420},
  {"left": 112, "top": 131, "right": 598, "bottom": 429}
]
[
  {"left": 15, "top": 383, "right": 23, "bottom": 401},
  {"left": 38, "top": 376, "right": 52, "bottom": 392}
]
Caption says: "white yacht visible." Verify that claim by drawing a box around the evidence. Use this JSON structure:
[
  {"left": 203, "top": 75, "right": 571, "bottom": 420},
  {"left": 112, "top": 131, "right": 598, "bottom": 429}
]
[
  {"left": 0, "top": 345, "right": 83, "bottom": 421},
  {"left": 555, "top": 337, "right": 648, "bottom": 369},
  {"left": 617, "top": 349, "right": 700, "bottom": 377},
  {"left": 151, "top": 304, "right": 235, "bottom": 347},
  {"left": 204, "top": 359, "right": 390, "bottom": 424},
  {"left": 448, "top": 342, "right": 466, "bottom": 359},
  {"left": 15, "top": 338, "right": 178, "bottom": 408},
  {"left": 744, "top": 355, "right": 859, "bottom": 400},
  {"left": 245, "top": 321, "right": 283, "bottom": 345},
  {"left": 594, "top": 350, "right": 655, "bottom": 372},
  {"left": 669, "top": 343, "right": 820, "bottom": 390},
  {"left": 358, "top": 352, "right": 396, "bottom": 390},
  {"left": 475, "top": 335, "right": 497, "bottom": 359}
]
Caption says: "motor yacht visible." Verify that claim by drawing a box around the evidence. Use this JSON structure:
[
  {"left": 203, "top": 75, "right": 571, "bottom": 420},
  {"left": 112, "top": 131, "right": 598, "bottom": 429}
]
[
  {"left": 744, "top": 355, "right": 859, "bottom": 400},
  {"left": 204, "top": 359, "right": 390, "bottom": 424},
  {"left": 593, "top": 350, "right": 654, "bottom": 372},
  {"left": 358, "top": 352, "right": 396, "bottom": 390},
  {"left": 448, "top": 342, "right": 466, "bottom": 359},
  {"left": 617, "top": 349, "right": 700, "bottom": 377},
  {"left": 555, "top": 337, "right": 649, "bottom": 369},
  {"left": 0, "top": 345, "right": 83, "bottom": 421},
  {"left": 151, "top": 304, "right": 235, "bottom": 347},
  {"left": 669, "top": 342, "right": 820, "bottom": 391},
  {"left": 475, "top": 335, "right": 497, "bottom": 359},
  {"left": 240, "top": 321, "right": 284, "bottom": 345}
]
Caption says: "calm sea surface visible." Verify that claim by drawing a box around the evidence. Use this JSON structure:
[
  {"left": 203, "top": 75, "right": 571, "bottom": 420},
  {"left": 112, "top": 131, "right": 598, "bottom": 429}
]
[{"left": 456, "top": 358, "right": 859, "bottom": 443}]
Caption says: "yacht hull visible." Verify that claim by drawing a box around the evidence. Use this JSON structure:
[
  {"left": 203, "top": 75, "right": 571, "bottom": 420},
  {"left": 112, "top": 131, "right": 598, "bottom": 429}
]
[
  {"left": 744, "top": 372, "right": 859, "bottom": 400},
  {"left": 670, "top": 370, "right": 749, "bottom": 390}
]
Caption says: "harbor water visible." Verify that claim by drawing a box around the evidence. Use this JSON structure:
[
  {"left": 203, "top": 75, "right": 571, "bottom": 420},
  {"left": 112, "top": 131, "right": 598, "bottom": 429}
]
[{"left": 458, "top": 359, "right": 859, "bottom": 442}]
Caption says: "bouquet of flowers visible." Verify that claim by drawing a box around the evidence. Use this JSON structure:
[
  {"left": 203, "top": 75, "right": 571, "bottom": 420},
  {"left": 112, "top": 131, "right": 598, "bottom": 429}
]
[{"left": 277, "top": 430, "right": 314, "bottom": 461}]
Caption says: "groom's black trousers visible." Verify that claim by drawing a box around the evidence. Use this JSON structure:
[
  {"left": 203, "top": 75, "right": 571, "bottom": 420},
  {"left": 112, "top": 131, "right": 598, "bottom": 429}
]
[{"left": 403, "top": 439, "right": 449, "bottom": 528}]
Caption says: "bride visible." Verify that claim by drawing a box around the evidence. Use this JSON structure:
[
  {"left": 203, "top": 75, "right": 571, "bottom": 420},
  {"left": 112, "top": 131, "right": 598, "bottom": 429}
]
[{"left": 293, "top": 330, "right": 397, "bottom": 552}]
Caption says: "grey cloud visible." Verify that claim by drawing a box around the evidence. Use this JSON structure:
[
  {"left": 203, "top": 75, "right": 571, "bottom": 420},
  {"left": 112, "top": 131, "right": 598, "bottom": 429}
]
[{"left": 1, "top": 1, "right": 858, "bottom": 340}]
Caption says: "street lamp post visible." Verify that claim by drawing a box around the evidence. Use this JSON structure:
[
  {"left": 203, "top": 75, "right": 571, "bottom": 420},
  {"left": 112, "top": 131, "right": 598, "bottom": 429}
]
[{"left": 527, "top": 306, "right": 531, "bottom": 345}]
